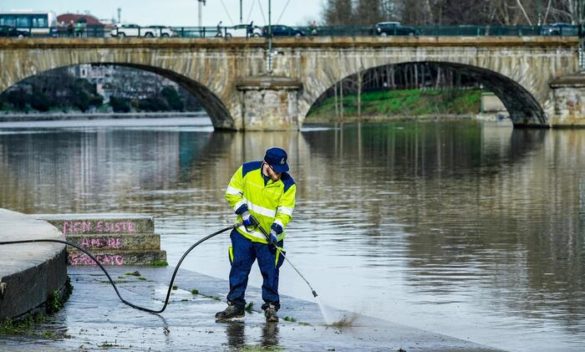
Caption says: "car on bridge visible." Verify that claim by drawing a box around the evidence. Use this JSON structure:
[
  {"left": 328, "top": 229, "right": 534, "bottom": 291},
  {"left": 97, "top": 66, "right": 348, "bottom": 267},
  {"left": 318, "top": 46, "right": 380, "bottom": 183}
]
[
  {"left": 261, "top": 24, "right": 304, "bottom": 37},
  {"left": 111, "top": 24, "right": 175, "bottom": 38},
  {"left": 0, "top": 25, "right": 30, "bottom": 38},
  {"left": 373, "top": 22, "right": 417, "bottom": 36}
]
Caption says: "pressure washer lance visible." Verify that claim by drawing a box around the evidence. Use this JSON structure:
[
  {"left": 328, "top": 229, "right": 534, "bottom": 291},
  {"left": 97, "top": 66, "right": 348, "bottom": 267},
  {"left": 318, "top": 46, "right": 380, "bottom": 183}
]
[
  {"left": 0, "top": 224, "right": 237, "bottom": 314},
  {"left": 251, "top": 218, "right": 319, "bottom": 298}
]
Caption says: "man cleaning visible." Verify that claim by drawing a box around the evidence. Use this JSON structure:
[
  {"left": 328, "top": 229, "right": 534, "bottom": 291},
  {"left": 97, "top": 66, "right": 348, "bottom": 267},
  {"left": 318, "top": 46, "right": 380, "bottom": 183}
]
[{"left": 216, "top": 147, "right": 296, "bottom": 323}]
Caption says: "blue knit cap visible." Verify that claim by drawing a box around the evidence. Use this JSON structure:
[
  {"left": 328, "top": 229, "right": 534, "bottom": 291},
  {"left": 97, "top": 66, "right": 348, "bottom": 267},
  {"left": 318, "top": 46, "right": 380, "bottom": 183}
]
[{"left": 264, "top": 147, "right": 289, "bottom": 173}]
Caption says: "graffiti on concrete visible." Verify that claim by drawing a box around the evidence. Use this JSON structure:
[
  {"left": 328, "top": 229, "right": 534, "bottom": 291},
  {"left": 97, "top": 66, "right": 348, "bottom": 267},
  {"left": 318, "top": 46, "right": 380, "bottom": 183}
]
[
  {"left": 79, "top": 237, "right": 123, "bottom": 249},
  {"left": 61, "top": 221, "right": 136, "bottom": 235},
  {"left": 69, "top": 253, "right": 125, "bottom": 266}
]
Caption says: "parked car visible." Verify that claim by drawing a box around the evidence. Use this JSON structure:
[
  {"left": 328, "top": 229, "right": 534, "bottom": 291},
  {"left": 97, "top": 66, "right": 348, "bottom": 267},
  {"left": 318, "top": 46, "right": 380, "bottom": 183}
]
[
  {"left": 146, "top": 25, "right": 176, "bottom": 37},
  {"left": 261, "top": 24, "right": 304, "bottom": 37},
  {"left": 373, "top": 22, "right": 417, "bottom": 36},
  {"left": 0, "top": 25, "right": 30, "bottom": 38},
  {"left": 540, "top": 23, "right": 578, "bottom": 36},
  {"left": 111, "top": 24, "right": 175, "bottom": 37}
]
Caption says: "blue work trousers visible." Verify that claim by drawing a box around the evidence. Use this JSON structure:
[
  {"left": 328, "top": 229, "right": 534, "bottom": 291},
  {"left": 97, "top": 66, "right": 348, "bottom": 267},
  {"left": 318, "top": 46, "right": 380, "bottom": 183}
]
[{"left": 226, "top": 229, "right": 284, "bottom": 310}]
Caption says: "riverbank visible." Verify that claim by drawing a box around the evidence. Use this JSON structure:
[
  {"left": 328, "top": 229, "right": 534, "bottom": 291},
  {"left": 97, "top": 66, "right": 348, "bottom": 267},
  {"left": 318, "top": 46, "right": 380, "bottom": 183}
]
[
  {"left": 304, "top": 113, "right": 477, "bottom": 124},
  {"left": 306, "top": 88, "right": 482, "bottom": 122}
]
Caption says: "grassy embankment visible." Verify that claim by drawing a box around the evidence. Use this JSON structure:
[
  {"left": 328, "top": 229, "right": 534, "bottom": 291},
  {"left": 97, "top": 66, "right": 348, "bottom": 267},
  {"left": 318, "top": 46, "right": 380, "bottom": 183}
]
[{"left": 306, "top": 88, "right": 483, "bottom": 123}]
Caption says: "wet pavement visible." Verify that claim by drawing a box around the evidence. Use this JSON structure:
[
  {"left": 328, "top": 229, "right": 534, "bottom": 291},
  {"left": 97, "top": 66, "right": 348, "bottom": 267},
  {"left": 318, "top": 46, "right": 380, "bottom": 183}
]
[{"left": 0, "top": 266, "right": 504, "bottom": 352}]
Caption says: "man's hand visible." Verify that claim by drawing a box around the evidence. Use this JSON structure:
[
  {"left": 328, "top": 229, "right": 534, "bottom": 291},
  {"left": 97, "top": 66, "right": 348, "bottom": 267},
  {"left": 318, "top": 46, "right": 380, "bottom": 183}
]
[
  {"left": 242, "top": 211, "right": 257, "bottom": 230},
  {"left": 268, "top": 230, "right": 278, "bottom": 246},
  {"left": 268, "top": 223, "right": 283, "bottom": 246}
]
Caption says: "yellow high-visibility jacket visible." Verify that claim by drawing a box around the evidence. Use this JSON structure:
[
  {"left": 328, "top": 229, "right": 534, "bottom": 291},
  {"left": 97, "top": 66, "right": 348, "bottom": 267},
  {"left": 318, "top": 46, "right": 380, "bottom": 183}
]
[{"left": 225, "top": 161, "right": 296, "bottom": 243}]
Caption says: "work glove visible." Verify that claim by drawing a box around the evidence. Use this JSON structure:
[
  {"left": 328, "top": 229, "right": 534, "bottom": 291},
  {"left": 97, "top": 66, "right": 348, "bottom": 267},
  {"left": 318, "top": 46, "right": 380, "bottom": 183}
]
[
  {"left": 236, "top": 204, "right": 256, "bottom": 230},
  {"left": 268, "top": 230, "right": 278, "bottom": 246},
  {"left": 268, "top": 223, "right": 283, "bottom": 246},
  {"left": 241, "top": 211, "right": 258, "bottom": 231}
]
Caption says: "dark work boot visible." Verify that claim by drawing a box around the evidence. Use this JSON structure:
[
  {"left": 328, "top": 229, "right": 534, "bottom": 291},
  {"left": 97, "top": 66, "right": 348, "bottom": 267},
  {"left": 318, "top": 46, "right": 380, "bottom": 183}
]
[
  {"left": 215, "top": 303, "right": 245, "bottom": 321},
  {"left": 264, "top": 303, "right": 279, "bottom": 323}
]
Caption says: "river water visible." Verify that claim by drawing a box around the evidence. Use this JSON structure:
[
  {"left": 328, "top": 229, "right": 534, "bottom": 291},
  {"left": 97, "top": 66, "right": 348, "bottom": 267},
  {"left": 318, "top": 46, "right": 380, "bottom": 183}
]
[{"left": 0, "top": 117, "right": 583, "bottom": 351}]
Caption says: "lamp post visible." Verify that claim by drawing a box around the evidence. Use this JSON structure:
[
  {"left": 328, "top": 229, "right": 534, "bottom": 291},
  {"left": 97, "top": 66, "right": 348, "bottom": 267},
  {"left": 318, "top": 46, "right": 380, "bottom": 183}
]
[
  {"left": 197, "top": 0, "right": 205, "bottom": 28},
  {"left": 267, "top": 0, "right": 273, "bottom": 74},
  {"left": 579, "top": 0, "right": 585, "bottom": 69}
]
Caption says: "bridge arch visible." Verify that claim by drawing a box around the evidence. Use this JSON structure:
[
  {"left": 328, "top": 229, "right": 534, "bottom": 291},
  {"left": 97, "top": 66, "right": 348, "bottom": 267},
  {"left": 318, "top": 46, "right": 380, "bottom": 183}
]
[
  {"left": 0, "top": 63, "right": 236, "bottom": 129},
  {"left": 109, "top": 63, "right": 233, "bottom": 128},
  {"left": 302, "top": 61, "right": 545, "bottom": 126}
]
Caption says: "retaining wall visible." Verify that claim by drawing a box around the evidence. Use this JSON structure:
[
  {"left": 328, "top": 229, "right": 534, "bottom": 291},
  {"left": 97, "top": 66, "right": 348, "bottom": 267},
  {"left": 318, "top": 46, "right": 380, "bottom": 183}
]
[{"left": 0, "top": 209, "right": 67, "bottom": 321}]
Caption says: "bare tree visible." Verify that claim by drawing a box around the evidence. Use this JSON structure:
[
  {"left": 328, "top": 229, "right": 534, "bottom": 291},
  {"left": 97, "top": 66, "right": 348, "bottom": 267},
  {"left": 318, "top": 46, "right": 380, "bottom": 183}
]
[
  {"left": 355, "top": 0, "right": 385, "bottom": 24},
  {"left": 323, "top": 0, "right": 354, "bottom": 25},
  {"left": 322, "top": 0, "right": 579, "bottom": 27}
]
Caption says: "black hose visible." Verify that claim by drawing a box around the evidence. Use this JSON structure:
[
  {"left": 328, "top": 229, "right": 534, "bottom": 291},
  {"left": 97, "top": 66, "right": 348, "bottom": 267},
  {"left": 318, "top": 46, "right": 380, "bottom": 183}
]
[{"left": 0, "top": 224, "right": 235, "bottom": 314}]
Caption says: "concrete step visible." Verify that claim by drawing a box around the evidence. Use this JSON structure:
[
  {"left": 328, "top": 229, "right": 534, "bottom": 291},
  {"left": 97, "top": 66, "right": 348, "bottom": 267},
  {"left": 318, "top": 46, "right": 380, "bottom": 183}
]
[
  {"left": 34, "top": 213, "right": 154, "bottom": 236},
  {"left": 65, "top": 234, "right": 160, "bottom": 251},
  {"left": 67, "top": 249, "right": 167, "bottom": 266}
]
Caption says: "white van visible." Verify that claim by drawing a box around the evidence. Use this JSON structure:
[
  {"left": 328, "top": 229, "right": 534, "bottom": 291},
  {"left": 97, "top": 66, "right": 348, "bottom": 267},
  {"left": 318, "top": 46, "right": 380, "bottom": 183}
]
[{"left": 111, "top": 24, "right": 175, "bottom": 37}]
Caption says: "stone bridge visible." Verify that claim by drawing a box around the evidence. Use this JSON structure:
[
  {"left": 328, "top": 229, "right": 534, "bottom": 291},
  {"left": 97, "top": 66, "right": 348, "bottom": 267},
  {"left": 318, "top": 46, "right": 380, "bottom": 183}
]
[{"left": 0, "top": 36, "right": 582, "bottom": 130}]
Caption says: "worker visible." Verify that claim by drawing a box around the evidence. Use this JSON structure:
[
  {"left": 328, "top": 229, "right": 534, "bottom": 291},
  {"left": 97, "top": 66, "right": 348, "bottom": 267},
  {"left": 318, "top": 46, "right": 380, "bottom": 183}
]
[{"left": 216, "top": 147, "right": 296, "bottom": 323}]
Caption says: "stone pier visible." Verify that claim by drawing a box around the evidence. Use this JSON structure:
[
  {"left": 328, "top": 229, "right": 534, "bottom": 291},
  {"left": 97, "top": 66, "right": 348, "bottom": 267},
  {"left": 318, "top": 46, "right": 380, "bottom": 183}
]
[
  {"left": 35, "top": 214, "right": 167, "bottom": 266},
  {"left": 548, "top": 73, "right": 585, "bottom": 127},
  {"left": 236, "top": 75, "right": 303, "bottom": 130}
]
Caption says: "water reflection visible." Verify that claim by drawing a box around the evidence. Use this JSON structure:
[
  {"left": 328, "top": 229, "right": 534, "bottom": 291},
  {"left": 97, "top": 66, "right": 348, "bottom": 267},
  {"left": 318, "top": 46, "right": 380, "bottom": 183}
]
[
  {"left": 222, "top": 320, "right": 279, "bottom": 350},
  {"left": 0, "top": 119, "right": 584, "bottom": 351},
  {"left": 224, "top": 321, "right": 245, "bottom": 348},
  {"left": 261, "top": 322, "right": 279, "bottom": 348}
]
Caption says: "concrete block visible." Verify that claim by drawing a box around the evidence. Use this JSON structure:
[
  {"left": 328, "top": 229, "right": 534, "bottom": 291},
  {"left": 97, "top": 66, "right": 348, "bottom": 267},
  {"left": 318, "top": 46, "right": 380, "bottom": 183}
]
[{"left": 32, "top": 213, "right": 166, "bottom": 267}]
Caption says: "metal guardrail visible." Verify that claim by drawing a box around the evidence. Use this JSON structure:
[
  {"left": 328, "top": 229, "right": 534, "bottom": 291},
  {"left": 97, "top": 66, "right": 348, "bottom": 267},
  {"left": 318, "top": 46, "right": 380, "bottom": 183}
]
[{"left": 3, "top": 24, "right": 582, "bottom": 39}]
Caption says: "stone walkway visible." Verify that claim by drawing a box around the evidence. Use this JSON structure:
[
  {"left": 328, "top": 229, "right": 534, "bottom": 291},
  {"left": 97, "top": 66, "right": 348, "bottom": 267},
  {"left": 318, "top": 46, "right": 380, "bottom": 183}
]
[{"left": 0, "top": 265, "right": 504, "bottom": 352}]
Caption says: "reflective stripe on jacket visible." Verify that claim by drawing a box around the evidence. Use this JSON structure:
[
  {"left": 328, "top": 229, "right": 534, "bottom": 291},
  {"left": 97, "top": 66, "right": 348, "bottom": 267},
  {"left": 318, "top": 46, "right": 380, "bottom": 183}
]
[{"left": 225, "top": 161, "right": 296, "bottom": 243}]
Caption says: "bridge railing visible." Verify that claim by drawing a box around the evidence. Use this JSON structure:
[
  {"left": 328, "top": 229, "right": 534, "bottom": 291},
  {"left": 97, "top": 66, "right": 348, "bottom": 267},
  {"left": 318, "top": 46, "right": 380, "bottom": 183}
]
[
  {"left": 7, "top": 24, "right": 581, "bottom": 39},
  {"left": 297, "top": 24, "right": 577, "bottom": 37}
]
